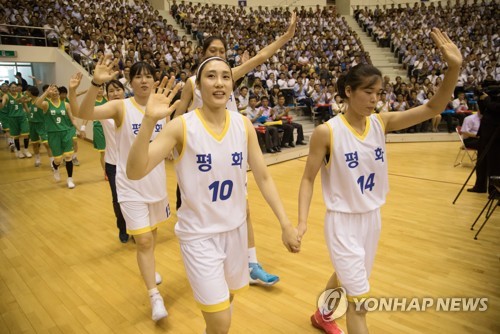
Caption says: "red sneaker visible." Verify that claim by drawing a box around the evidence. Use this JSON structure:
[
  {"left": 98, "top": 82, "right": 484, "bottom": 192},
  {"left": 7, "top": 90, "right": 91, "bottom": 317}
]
[{"left": 311, "top": 309, "right": 344, "bottom": 334}]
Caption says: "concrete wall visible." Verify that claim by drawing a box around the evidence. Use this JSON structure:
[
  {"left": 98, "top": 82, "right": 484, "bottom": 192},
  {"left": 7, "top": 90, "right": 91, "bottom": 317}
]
[{"left": 4, "top": 45, "right": 95, "bottom": 140}]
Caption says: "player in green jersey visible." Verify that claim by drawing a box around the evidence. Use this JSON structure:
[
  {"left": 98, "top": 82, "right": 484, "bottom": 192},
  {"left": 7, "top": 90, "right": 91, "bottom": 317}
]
[
  {"left": 35, "top": 84, "right": 78, "bottom": 189},
  {"left": 0, "top": 83, "right": 32, "bottom": 158},
  {"left": 22, "top": 86, "right": 53, "bottom": 167}
]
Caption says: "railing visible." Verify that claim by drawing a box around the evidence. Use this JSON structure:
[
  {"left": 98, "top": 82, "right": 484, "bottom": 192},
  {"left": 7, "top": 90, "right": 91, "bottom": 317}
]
[
  {"left": 0, "top": 23, "right": 94, "bottom": 74},
  {"left": 0, "top": 24, "right": 58, "bottom": 47}
]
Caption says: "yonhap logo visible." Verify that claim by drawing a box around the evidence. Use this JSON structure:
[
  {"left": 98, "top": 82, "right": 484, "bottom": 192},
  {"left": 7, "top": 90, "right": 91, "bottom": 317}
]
[{"left": 317, "top": 288, "right": 348, "bottom": 321}]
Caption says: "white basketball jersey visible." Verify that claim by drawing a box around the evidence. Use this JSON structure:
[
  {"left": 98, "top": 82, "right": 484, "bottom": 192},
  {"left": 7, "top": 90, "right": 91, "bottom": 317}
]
[
  {"left": 174, "top": 109, "right": 248, "bottom": 241},
  {"left": 101, "top": 119, "right": 117, "bottom": 165},
  {"left": 116, "top": 98, "right": 168, "bottom": 203},
  {"left": 321, "top": 114, "right": 389, "bottom": 213},
  {"left": 187, "top": 75, "right": 238, "bottom": 112}
]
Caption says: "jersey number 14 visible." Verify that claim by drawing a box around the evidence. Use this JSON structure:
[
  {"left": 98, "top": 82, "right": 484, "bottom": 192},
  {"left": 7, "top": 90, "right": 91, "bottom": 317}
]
[{"left": 357, "top": 173, "right": 375, "bottom": 194}]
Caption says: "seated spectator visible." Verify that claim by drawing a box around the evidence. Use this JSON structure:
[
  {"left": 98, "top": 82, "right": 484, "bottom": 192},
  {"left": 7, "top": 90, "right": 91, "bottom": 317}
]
[
  {"left": 237, "top": 86, "right": 249, "bottom": 112},
  {"left": 246, "top": 95, "right": 280, "bottom": 153},
  {"left": 331, "top": 94, "right": 346, "bottom": 115},
  {"left": 273, "top": 94, "right": 306, "bottom": 147},
  {"left": 375, "top": 91, "right": 390, "bottom": 113},
  {"left": 461, "top": 111, "right": 481, "bottom": 149},
  {"left": 311, "top": 83, "right": 332, "bottom": 123}
]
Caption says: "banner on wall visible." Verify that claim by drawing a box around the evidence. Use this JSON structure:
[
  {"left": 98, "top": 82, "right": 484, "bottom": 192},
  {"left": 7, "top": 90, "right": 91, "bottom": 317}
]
[{"left": 238, "top": 0, "right": 247, "bottom": 7}]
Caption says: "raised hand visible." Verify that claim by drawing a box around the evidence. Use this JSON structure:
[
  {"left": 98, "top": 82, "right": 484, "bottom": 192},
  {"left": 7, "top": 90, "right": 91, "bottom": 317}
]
[
  {"left": 69, "top": 72, "right": 83, "bottom": 90},
  {"left": 285, "top": 11, "right": 297, "bottom": 38},
  {"left": 145, "top": 76, "right": 182, "bottom": 122},
  {"left": 430, "top": 28, "right": 462, "bottom": 69},
  {"left": 92, "top": 54, "right": 119, "bottom": 85},
  {"left": 241, "top": 50, "right": 250, "bottom": 64}
]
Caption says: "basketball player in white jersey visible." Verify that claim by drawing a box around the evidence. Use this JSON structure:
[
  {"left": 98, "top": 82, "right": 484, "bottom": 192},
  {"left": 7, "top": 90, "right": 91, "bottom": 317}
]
[
  {"left": 297, "top": 29, "right": 462, "bottom": 334},
  {"left": 127, "top": 57, "right": 301, "bottom": 334},
  {"left": 173, "top": 12, "right": 298, "bottom": 286},
  {"left": 69, "top": 58, "right": 181, "bottom": 322}
]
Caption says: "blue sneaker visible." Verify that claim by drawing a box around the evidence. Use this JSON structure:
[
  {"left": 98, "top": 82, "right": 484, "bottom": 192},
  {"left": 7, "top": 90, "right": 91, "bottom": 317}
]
[{"left": 249, "top": 263, "right": 280, "bottom": 286}]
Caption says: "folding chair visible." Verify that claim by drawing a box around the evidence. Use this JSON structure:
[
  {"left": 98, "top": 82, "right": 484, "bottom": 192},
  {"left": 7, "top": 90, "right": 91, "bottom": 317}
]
[
  {"left": 454, "top": 126, "right": 477, "bottom": 167},
  {"left": 470, "top": 176, "right": 500, "bottom": 239}
]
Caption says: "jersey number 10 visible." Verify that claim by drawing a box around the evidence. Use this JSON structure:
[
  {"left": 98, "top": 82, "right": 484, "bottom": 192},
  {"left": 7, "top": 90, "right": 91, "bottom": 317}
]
[{"left": 209, "top": 180, "right": 233, "bottom": 202}]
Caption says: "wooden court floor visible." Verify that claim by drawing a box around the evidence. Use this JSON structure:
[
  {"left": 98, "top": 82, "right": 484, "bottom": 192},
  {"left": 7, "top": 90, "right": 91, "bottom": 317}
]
[{"left": 0, "top": 137, "right": 498, "bottom": 334}]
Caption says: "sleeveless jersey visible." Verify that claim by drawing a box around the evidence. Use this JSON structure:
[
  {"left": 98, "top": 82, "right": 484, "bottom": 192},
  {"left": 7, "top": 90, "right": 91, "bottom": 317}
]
[
  {"left": 60, "top": 97, "right": 75, "bottom": 130},
  {"left": 321, "top": 114, "right": 389, "bottom": 213},
  {"left": 28, "top": 101, "right": 44, "bottom": 123},
  {"left": 187, "top": 75, "right": 238, "bottom": 112},
  {"left": 93, "top": 97, "right": 107, "bottom": 129},
  {"left": 44, "top": 99, "right": 71, "bottom": 132},
  {"left": 116, "top": 98, "right": 167, "bottom": 203},
  {"left": 174, "top": 109, "right": 248, "bottom": 241},
  {"left": 101, "top": 118, "right": 117, "bottom": 165},
  {"left": 6, "top": 93, "right": 25, "bottom": 117}
]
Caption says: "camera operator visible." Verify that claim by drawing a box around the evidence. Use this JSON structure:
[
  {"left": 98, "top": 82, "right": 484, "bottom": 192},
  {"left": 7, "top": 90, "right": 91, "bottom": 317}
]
[{"left": 468, "top": 86, "right": 500, "bottom": 194}]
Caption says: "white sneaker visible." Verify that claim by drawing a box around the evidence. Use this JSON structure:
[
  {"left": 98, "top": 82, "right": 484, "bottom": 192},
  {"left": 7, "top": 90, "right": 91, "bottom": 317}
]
[
  {"left": 24, "top": 150, "right": 32, "bottom": 158},
  {"left": 34, "top": 159, "right": 41, "bottom": 167},
  {"left": 72, "top": 157, "right": 80, "bottom": 166},
  {"left": 16, "top": 150, "right": 25, "bottom": 159},
  {"left": 53, "top": 168, "right": 61, "bottom": 182},
  {"left": 150, "top": 294, "right": 168, "bottom": 321},
  {"left": 9, "top": 143, "right": 15, "bottom": 152},
  {"left": 67, "top": 177, "right": 75, "bottom": 189},
  {"left": 155, "top": 272, "right": 162, "bottom": 285}
]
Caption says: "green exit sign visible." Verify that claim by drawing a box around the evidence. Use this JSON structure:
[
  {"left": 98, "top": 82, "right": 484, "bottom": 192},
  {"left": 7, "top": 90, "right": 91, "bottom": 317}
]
[{"left": 0, "top": 50, "right": 17, "bottom": 57}]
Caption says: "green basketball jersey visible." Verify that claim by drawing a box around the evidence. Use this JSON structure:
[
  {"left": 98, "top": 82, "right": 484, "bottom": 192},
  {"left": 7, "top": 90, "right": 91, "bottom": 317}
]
[
  {"left": 44, "top": 99, "right": 71, "bottom": 132},
  {"left": 93, "top": 97, "right": 107, "bottom": 129},
  {"left": 6, "top": 93, "right": 25, "bottom": 117},
  {"left": 28, "top": 101, "right": 44, "bottom": 123}
]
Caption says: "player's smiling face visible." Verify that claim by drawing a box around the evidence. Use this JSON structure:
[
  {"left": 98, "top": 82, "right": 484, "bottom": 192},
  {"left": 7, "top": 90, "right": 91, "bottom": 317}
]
[{"left": 198, "top": 60, "right": 233, "bottom": 109}]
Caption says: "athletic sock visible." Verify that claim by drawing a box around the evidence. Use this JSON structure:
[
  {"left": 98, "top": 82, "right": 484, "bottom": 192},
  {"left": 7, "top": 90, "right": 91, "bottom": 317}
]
[
  {"left": 23, "top": 138, "right": 29, "bottom": 149},
  {"left": 52, "top": 161, "right": 59, "bottom": 170},
  {"left": 148, "top": 287, "right": 160, "bottom": 297},
  {"left": 65, "top": 160, "right": 73, "bottom": 177},
  {"left": 248, "top": 247, "right": 258, "bottom": 264},
  {"left": 14, "top": 138, "right": 20, "bottom": 151}
]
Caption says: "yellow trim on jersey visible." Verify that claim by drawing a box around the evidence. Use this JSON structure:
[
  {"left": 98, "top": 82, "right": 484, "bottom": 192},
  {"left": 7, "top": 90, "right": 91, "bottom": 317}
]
[
  {"left": 197, "top": 299, "right": 231, "bottom": 313},
  {"left": 187, "top": 77, "right": 196, "bottom": 112},
  {"left": 347, "top": 292, "right": 370, "bottom": 303},
  {"left": 339, "top": 114, "right": 371, "bottom": 141},
  {"left": 94, "top": 149, "right": 106, "bottom": 152},
  {"left": 48, "top": 98, "right": 61, "bottom": 109},
  {"left": 95, "top": 97, "right": 106, "bottom": 103},
  {"left": 174, "top": 116, "right": 187, "bottom": 165},
  {"left": 376, "top": 113, "right": 386, "bottom": 133},
  {"left": 241, "top": 114, "right": 248, "bottom": 143},
  {"left": 130, "top": 97, "right": 145, "bottom": 114},
  {"left": 195, "top": 108, "right": 230, "bottom": 142},
  {"left": 63, "top": 150, "right": 75, "bottom": 155},
  {"left": 324, "top": 122, "right": 333, "bottom": 169},
  {"left": 229, "top": 284, "right": 249, "bottom": 295}
]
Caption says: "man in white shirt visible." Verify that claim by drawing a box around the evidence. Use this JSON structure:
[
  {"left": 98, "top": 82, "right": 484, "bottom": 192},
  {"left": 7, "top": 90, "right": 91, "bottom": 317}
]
[
  {"left": 237, "top": 86, "right": 249, "bottom": 112},
  {"left": 461, "top": 112, "right": 481, "bottom": 149}
]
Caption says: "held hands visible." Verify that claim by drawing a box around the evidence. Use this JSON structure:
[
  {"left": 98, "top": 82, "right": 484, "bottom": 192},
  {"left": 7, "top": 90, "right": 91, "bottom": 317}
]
[
  {"left": 430, "top": 28, "right": 462, "bottom": 69},
  {"left": 92, "top": 55, "right": 119, "bottom": 85},
  {"left": 145, "top": 76, "right": 181, "bottom": 122},
  {"left": 69, "top": 72, "right": 83, "bottom": 90},
  {"left": 282, "top": 224, "right": 301, "bottom": 253}
]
